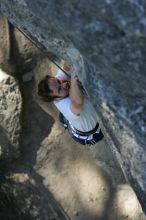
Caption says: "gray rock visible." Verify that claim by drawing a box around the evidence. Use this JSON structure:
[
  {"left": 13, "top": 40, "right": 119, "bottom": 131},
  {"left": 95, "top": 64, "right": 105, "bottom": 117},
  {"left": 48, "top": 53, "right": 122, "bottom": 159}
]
[
  {"left": 11, "top": 28, "right": 40, "bottom": 75},
  {"left": 0, "top": 0, "right": 146, "bottom": 214},
  {"left": 0, "top": 15, "right": 10, "bottom": 64},
  {"left": 0, "top": 69, "right": 22, "bottom": 159}
]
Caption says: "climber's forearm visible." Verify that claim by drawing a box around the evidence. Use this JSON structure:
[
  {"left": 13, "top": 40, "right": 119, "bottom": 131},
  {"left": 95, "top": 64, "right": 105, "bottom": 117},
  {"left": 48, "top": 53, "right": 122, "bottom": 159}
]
[
  {"left": 63, "top": 63, "right": 71, "bottom": 77},
  {"left": 69, "top": 76, "right": 84, "bottom": 115}
]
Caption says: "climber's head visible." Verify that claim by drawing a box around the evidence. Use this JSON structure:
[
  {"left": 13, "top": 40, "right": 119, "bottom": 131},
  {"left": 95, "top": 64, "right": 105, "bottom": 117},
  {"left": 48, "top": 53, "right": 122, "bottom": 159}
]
[{"left": 38, "top": 75, "right": 70, "bottom": 102}]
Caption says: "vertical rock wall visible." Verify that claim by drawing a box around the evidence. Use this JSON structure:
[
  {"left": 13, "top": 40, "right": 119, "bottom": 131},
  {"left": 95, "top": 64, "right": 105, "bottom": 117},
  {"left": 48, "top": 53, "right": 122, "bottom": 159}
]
[
  {"left": 0, "top": 16, "right": 22, "bottom": 159},
  {"left": 0, "top": 0, "right": 146, "bottom": 214},
  {"left": 0, "top": 69, "right": 22, "bottom": 159}
]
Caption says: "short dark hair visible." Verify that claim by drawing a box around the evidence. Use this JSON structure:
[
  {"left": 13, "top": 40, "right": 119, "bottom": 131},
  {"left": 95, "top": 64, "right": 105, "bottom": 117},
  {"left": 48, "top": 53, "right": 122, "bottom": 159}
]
[{"left": 38, "top": 75, "right": 58, "bottom": 102}]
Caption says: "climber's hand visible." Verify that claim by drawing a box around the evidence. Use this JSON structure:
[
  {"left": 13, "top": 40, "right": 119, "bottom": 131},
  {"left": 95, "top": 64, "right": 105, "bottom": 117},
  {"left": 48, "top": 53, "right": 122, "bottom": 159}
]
[{"left": 63, "top": 63, "right": 72, "bottom": 73}]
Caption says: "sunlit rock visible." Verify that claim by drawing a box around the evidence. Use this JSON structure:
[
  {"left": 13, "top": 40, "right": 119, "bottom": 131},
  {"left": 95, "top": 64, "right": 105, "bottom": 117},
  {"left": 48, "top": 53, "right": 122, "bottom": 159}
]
[{"left": 0, "top": 69, "right": 22, "bottom": 159}]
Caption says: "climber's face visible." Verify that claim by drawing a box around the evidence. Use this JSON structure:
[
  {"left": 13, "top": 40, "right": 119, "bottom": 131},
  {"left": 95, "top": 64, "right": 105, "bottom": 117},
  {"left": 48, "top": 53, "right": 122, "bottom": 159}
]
[{"left": 48, "top": 77, "right": 70, "bottom": 98}]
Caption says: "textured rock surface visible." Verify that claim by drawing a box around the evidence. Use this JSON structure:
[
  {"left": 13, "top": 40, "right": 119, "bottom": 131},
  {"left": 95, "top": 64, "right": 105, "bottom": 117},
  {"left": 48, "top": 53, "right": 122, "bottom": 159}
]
[
  {"left": 0, "top": 172, "right": 70, "bottom": 220},
  {"left": 0, "top": 0, "right": 146, "bottom": 214},
  {"left": 0, "top": 15, "right": 22, "bottom": 159},
  {"left": 0, "top": 69, "right": 22, "bottom": 159},
  {"left": 11, "top": 27, "right": 40, "bottom": 75},
  {"left": 0, "top": 15, "right": 10, "bottom": 64}
]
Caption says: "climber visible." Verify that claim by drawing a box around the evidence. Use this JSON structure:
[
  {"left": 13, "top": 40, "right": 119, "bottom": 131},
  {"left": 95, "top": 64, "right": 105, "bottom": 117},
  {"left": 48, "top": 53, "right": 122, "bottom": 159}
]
[{"left": 37, "top": 63, "right": 104, "bottom": 145}]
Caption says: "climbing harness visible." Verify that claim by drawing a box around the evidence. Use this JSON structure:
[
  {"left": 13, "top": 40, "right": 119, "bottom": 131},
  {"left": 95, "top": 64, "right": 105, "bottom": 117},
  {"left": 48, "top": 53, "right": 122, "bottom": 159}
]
[
  {"left": 68, "top": 122, "right": 103, "bottom": 145},
  {"left": 59, "top": 112, "right": 103, "bottom": 145}
]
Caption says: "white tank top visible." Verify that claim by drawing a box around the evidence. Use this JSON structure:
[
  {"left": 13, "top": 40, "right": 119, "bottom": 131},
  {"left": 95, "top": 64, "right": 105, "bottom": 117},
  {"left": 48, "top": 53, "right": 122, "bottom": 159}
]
[
  {"left": 54, "top": 96, "right": 98, "bottom": 132},
  {"left": 54, "top": 69, "right": 98, "bottom": 132}
]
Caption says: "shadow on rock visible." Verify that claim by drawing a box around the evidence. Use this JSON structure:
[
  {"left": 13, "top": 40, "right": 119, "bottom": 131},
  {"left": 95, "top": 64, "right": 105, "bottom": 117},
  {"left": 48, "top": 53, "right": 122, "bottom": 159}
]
[
  {"left": 0, "top": 167, "right": 69, "bottom": 220},
  {"left": 0, "top": 125, "right": 20, "bottom": 160},
  {"left": 20, "top": 80, "right": 55, "bottom": 167}
]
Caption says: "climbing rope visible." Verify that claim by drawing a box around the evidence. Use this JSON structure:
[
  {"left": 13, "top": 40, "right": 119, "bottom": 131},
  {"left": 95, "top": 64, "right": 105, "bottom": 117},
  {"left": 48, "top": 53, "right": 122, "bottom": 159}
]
[{"left": 16, "top": 27, "right": 70, "bottom": 77}]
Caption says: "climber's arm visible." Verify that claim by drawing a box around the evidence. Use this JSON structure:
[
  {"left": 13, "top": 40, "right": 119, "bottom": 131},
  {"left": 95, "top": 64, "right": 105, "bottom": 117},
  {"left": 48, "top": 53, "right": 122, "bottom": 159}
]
[
  {"left": 63, "top": 63, "right": 71, "bottom": 75},
  {"left": 69, "top": 75, "right": 84, "bottom": 115}
]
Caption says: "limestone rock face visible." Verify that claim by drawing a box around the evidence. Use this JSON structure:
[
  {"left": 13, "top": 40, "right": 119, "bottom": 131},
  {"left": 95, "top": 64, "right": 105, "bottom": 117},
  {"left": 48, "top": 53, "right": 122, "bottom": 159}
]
[
  {"left": 0, "top": 0, "right": 146, "bottom": 214},
  {"left": 0, "top": 69, "right": 22, "bottom": 159}
]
